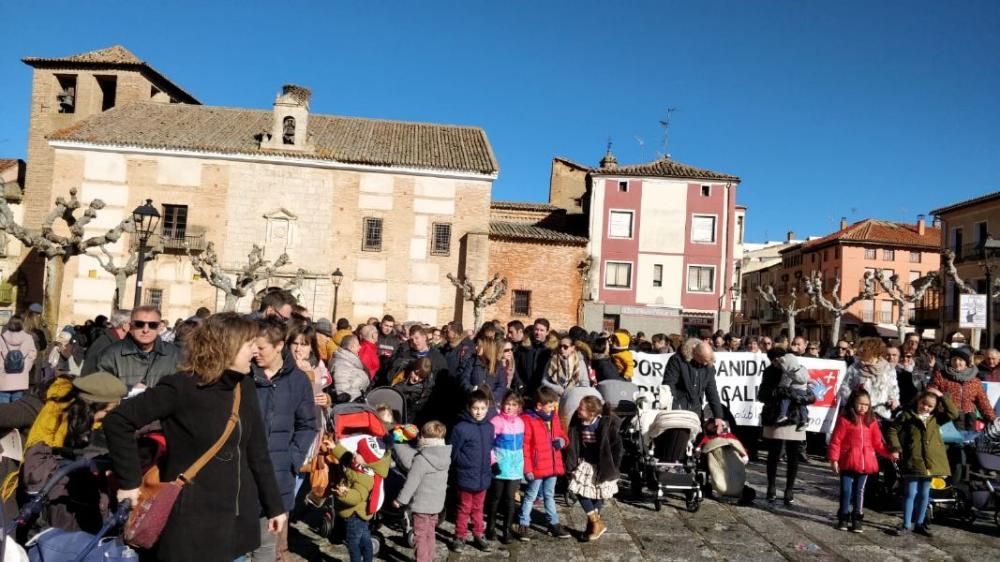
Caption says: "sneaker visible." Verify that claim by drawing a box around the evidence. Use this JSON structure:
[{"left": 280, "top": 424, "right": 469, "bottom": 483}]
[
  {"left": 515, "top": 524, "right": 532, "bottom": 542},
  {"left": 783, "top": 490, "right": 796, "bottom": 505},
  {"left": 850, "top": 518, "right": 863, "bottom": 533},
  {"left": 776, "top": 415, "right": 789, "bottom": 424},
  {"left": 450, "top": 538, "right": 466, "bottom": 553},
  {"left": 914, "top": 523, "right": 933, "bottom": 538},
  {"left": 835, "top": 518, "right": 849, "bottom": 531},
  {"left": 796, "top": 423, "right": 807, "bottom": 431},
  {"left": 891, "top": 526, "right": 911, "bottom": 537},
  {"left": 550, "top": 523, "right": 572, "bottom": 539},
  {"left": 470, "top": 535, "right": 492, "bottom": 552},
  {"left": 766, "top": 487, "right": 777, "bottom": 502}
]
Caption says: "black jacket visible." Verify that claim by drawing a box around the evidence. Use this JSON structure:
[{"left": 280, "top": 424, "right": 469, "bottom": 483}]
[
  {"left": 90, "top": 335, "right": 180, "bottom": 388},
  {"left": 517, "top": 342, "right": 551, "bottom": 396},
  {"left": 80, "top": 328, "right": 121, "bottom": 376},
  {"left": 565, "top": 413, "right": 623, "bottom": 483},
  {"left": 662, "top": 353, "right": 724, "bottom": 419},
  {"left": 592, "top": 356, "right": 623, "bottom": 383},
  {"left": 104, "top": 371, "right": 284, "bottom": 561}
]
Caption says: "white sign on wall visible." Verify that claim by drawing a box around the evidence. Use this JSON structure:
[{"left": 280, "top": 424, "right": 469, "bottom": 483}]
[{"left": 960, "top": 294, "right": 988, "bottom": 329}]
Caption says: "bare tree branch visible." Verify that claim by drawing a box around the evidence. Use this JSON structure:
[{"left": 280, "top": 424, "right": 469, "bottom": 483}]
[
  {"left": 188, "top": 243, "right": 291, "bottom": 311},
  {"left": 448, "top": 272, "right": 508, "bottom": 330}
]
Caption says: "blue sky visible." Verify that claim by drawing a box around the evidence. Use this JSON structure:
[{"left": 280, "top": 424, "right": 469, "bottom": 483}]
[{"left": 3, "top": 1, "right": 998, "bottom": 242}]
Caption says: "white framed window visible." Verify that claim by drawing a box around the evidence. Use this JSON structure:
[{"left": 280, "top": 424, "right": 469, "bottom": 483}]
[
  {"left": 653, "top": 264, "right": 663, "bottom": 287},
  {"left": 691, "top": 215, "right": 717, "bottom": 243},
  {"left": 608, "top": 210, "right": 634, "bottom": 239},
  {"left": 910, "top": 251, "right": 922, "bottom": 263},
  {"left": 864, "top": 248, "right": 876, "bottom": 260},
  {"left": 883, "top": 249, "right": 895, "bottom": 261},
  {"left": 604, "top": 261, "right": 632, "bottom": 289},
  {"left": 687, "top": 265, "right": 715, "bottom": 293}
]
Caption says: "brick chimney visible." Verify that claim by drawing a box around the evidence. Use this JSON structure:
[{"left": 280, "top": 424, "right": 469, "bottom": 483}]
[
  {"left": 917, "top": 214, "right": 926, "bottom": 236},
  {"left": 840, "top": 217, "right": 848, "bottom": 230},
  {"left": 786, "top": 231, "right": 795, "bottom": 242}
]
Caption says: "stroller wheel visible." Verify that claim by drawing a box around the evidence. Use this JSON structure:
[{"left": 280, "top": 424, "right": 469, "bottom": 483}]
[
  {"left": 406, "top": 529, "right": 416, "bottom": 548},
  {"left": 654, "top": 498, "right": 662, "bottom": 512},
  {"left": 371, "top": 534, "right": 382, "bottom": 556},
  {"left": 994, "top": 509, "right": 1000, "bottom": 528},
  {"left": 319, "top": 513, "right": 335, "bottom": 540},
  {"left": 686, "top": 498, "right": 701, "bottom": 513}
]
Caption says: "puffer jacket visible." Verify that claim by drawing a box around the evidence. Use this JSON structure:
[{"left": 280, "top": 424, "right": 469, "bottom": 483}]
[
  {"left": 252, "top": 353, "right": 318, "bottom": 510},
  {"left": 888, "top": 394, "right": 959, "bottom": 477},
  {"left": 521, "top": 409, "right": 567, "bottom": 479},
  {"left": 333, "top": 348, "right": 370, "bottom": 401},
  {"left": 358, "top": 340, "right": 379, "bottom": 380},
  {"left": 328, "top": 440, "right": 391, "bottom": 521},
  {"left": 929, "top": 368, "right": 996, "bottom": 422},
  {"left": 490, "top": 411, "right": 524, "bottom": 480},
  {"left": 827, "top": 415, "right": 892, "bottom": 474},
  {"left": 394, "top": 440, "right": 452, "bottom": 514},
  {"left": 0, "top": 330, "right": 37, "bottom": 392},
  {"left": 838, "top": 359, "right": 900, "bottom": 421},
  {"left": 450, "top": 411, "right": 495, "bottom": 491}
]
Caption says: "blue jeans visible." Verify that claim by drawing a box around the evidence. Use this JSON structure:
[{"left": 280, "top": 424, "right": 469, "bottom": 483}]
[
  {"left": 0, "top": 391, "right": 23, "bottom": 404},
  {"left": 838, "top": 473, "right": 868, "bottom": 517},
  {"left": 519, "top": 476, "right": 558, "bottom": 526},
  {"left": 344, "top": 514, "right": 373, "bottom": 562},
  {"left": 578, "top": 496, "right": 604, "bottom": 514},
  {"left": 902, "top": 477, "right": 932, "bottom": 529}
]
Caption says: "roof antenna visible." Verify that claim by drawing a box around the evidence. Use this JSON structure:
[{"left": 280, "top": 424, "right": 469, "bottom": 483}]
[
  {"left": 658, "top": 107, "right": 678, "bottom": 159},
  {"left": 634, "top": 135, "right": 645, "bottom": 161}
]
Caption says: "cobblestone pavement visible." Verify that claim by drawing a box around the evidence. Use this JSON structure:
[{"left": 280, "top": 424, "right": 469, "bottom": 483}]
[{"left": 287, "top": 454, "right": 1000, "bottom": 561}]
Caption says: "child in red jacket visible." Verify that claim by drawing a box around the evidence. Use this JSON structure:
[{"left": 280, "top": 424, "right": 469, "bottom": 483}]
[
  {"left": 828, "top": 389, "right": 893, "bottom": 533},
  {"left": 517, "top": 387, "right": 571, "bottom": 540}
]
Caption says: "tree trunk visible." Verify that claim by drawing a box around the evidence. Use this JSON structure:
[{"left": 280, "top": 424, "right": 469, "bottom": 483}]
[
  {"left": 224, "top": 292, "right": 239, "bottom": 312},
  {"left": 114, "top": 272, "right": 128, "bottom": 311},
  {"left": 787, "top": 312, "right": 796, "bottom": 339},
  {"left": 43, "top": 258, "right": 64, "bottom": 339},
  {"left": 472, "top": 302, "right": 483, "bottom": 333},
  {"left": 896, "top": 306, "right": 907, "bottom": 344},
  {"left": 829, "top": 313, "right": 842, "bottom": 349}
]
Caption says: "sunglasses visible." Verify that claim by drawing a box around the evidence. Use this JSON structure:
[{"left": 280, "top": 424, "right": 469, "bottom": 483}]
[
  {"left": 132, "top": 320, "right": 161, "bottom": 330},
  {"left": 503, "top": 348, "right": 513, "bottom": 353}
]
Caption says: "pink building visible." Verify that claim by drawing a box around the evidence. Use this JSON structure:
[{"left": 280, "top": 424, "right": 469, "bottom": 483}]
[{"left": 549, "top": 149, "right": 741, "bottom": 335}]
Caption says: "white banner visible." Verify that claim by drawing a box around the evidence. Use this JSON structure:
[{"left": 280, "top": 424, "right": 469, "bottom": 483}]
[
  {"left": 629, "top": 352, "right": 847, "bottom": 434},
  {"left": 960, "top": 294, "right": 987, "bottom": 329}
]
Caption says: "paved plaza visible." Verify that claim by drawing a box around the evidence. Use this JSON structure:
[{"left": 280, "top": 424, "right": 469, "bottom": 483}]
[{"left": 287, "top": 454, "right": 1000, "bottom": 561}]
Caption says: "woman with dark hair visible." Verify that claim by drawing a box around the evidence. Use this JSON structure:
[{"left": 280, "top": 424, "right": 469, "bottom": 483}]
[
  {"left": 105, "top": 312, "right": 286, "bottom": 562},
  {"left": 758, "top": 347, "right": 808, "bottom": 505},
  {"left": 460, "top": 334, "right": 508, "bottom": 407},
  {"left": 286, "top": 322, "right": 332, "bottom": 409}
]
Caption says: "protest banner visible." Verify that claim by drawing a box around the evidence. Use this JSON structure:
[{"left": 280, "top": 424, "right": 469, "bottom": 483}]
[{"left": 629, "top": 352, "right": 847, "bottom": 434}]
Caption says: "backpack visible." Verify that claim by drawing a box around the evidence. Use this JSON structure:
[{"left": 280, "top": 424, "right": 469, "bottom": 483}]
[{"left": 1, "top": 336, "right": 24, "bottom": 374}]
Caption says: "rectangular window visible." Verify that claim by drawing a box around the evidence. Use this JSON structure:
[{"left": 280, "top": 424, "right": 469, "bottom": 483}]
[
  {"left": 605, "top": 261, "right": 632, "bottom": 289},
  {"left": 864, "top": 248, "right": 876, "bottom": 260},
  {"left": 862, "top": 300, "right": 875, "bottom": 322},
  {"left": 511, "top": 290, "right": 531, "bottom": 316},
  {"left": 953, "top": 227, "right": 964, "bottom": 255},
  {"left": 691, "top": 215, "right": 717, "bottom": 243},
  {"left": 618, "top": 181, "right": 628, "bottom": 192},
  {"left": 701, "top": 185, "right": 711, "bottom": 197},
  {"left": 431, "top": 223, "right": 451, "bottom": 256},
  {"left": 608, "top": 210, "right": 634, "bottom": 238},
  {"left": 977, "top": 221, "right": 989, "bottom": 243},
  {"left": 879, "top": 300, "right": 893, "bottom": 324},
  {"left": 883, "top": 249, "right": 895, "bottom": 261},
  {"left": 96, "top": 75, "right": 117, "bottom": 111},
  {"left": 161, "top": 204, "right": 188, "bottom": 240},
  {"left": 56, "top": 74, "right": 77, "bottom": 114},
  {"left": 910, "top": 251, "right": 922, "bottom": 263},
  {"left": 736, "top": 215, "right": 744, "bottom": 243},
  {"left": 687, "top": 265, "right": 715, "bottom": 293},
  {"left": 145, "top": 288, "right": 163, "bottom": 310},
  {"left": 653, "top": 264, "right": 663, "bottom": 287},
  {"left": 362, "top": 217, "right": 383, "bottom": 251}
]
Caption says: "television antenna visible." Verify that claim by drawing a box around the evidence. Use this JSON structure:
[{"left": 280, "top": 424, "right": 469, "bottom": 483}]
[{"left": 658, "top": 107, "right": 679, "bottom": 158}]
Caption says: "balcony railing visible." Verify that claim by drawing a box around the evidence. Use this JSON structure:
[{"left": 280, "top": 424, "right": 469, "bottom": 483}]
[
  {"left": 132, "top": 229, "right": 207, "bottom": 254},
  {"left": 951, "top": 242, "right": 1000, "bottom": 263}
]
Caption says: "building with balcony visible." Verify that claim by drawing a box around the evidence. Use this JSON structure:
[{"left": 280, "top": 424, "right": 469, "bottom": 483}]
[
  {"left": 930, "top": 190, "right": 1000, "bottom": 347},
  {"left": 548, "top": 149, "right": 741, "bottom": 335},
  {"left": 740, "top": 217, "right": 941, "bottom": 344}
]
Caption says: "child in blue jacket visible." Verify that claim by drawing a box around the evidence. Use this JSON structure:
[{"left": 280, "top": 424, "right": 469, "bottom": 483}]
[{"left": 449, "top": 390, "right": 495, "bottom": 553}]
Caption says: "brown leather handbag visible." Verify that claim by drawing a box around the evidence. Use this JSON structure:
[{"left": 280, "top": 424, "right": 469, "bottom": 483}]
[{"left": 124, "top": 384, "right": 242, "bottom": 549}]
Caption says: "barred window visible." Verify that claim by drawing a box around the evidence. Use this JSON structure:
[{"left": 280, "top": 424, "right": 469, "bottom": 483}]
[
  {"left": 883, "top": 249, "right": 895, "bottom": 261},
  {"left": 145, "top": 288, "right": 163, "bottom": 310},
  {"left": 431, "top": 223, "right": 452, "bottom": 256},
  {"left": 864, "top": 248, "right": 876, "bottom": 260},
  {"left": 363, "top": 217, "right": 383, "bottom": 251},
  {"left": 511, "top": 290, "right": 531, "bottom": 316}
]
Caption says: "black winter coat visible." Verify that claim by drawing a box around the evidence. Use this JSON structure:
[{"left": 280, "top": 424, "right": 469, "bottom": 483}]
[
  {"left": 252, "top": 354, "right": 317, "bottom": 511},
  {"left": 104, "top": 371, "right": 284, "bottom": 561},
  {"left": 592, "top": 356, "right": 623, "bottom": 382},
  {"left": 662, "top": 353, "right": 724, "bottom": 420},
  {"left": 564, "top": 414, "right": 623, "bottom": 483}
]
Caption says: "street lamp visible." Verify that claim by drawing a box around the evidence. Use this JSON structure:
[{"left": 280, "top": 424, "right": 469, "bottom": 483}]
[
  {"left": 132, "top": 199, "right": 160, "bottom": 308},
  {"left": 331, "top": 268, "right": 343, "bottom": 320},
  {"left": 978, "top": 237, "right": 1000, "bottom": 348}
]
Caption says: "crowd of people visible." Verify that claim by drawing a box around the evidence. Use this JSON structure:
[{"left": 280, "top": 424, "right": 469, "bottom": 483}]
[{"left": 0, "top": 289, "right": 998, "bottom": 561}]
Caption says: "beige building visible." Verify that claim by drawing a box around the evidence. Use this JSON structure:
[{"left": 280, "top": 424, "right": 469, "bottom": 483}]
[
  {"left": 21, "top": 46, "right": 499, "bottom": 327},
  {"left": 930, "top": 191, "right": 1000, "bottom": 347}
]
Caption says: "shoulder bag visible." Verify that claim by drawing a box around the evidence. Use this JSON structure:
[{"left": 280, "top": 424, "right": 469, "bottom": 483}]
[{"left": 123, "top": 384, "right": 242, "bottom": 549}]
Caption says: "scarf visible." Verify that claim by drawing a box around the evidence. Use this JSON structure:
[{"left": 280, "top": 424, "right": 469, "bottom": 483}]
[
  {"left": 418, "top": 437, "right": 445, "bottom": 449},
  {"left": 917, "top": 412, "right": 932, "bottom": 424},
  {"left": 2, "top": 378, "right": 76, "bottom": 500},
  {"left": 943, "top": 364, "right": 979, "bottom": 383},
  {"left": 858, "top": 358, "right": 888, "bottom": 378},
  {"left": 547, "top": 352, "right": 580, "bottom": 388}
]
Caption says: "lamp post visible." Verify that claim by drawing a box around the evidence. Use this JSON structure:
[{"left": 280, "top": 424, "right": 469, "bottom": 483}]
[
  {"left": 979, "top": 236, "right": 1000, "bottom": 349},
  {"left": 132, "top": 199, "right": 161, "bottom": 308},
  {"left": 331, "top": 268, "right": 343, "bottom": 320}
]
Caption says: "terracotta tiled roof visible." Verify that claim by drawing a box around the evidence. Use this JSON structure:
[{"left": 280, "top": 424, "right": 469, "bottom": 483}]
[
  {"left": 23, "top": 45, "right": 199, "bottom": 104},
  {"left": 788, "top": 219, "right": 941, "bottom": 252},
  {"left": 490, "top": 200, "right": 560, "bottom": 211},
  {"left": 554, "top": 155, "right": 739, "bottom": 182},
  {"left": 929, "top": 191, "right": 1000, "bottom": 216},
  {"left": 49, "top": 102, "right": 499, "bottom": 175},
  {"left": 489, "top": 221, "right": 587, "bottom": 245}
]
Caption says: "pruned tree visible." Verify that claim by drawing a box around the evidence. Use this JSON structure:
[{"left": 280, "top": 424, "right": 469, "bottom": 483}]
[
  {"left": 282, "top": 268, "right": 307, "bottom": 302},
  {"left": 89, "top": 245, "right": 158, "bottom": 311},
  {"left": 873, "top": 269, "right": 940, "bottom": 344},
  {"left": 757, "top": 284, "right": 814, "bottom": 338},
  {"left": 0, "top": 187, "right": 135, "bottom": 333},
  {"left": 189, "top": 242, "right": 290, "bottom": 311},
  {"left": 805, "top": 270, "right": 876, "bottom": 348},
  {"left": 447, "top": 272, "right": 507, "bottom": 331}
]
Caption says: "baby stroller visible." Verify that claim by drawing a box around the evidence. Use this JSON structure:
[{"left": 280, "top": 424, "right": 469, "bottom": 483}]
[
  {"left": 316, "top": 403, "right": 413, "bottom": 553},
  {"left": 627, "top": 396, "right": 704, "bottom": 512},
  {"left": 697, "top": 427, "right": 752, "bottom": 503},
  {"left": 365, "top": 386, "right": 407, "bottom": 427}
]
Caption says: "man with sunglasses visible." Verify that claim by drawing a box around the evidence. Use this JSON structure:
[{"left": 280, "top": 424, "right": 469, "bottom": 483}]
[{"left": 90, "top": 305, "right": 180, "bottom": 390}]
